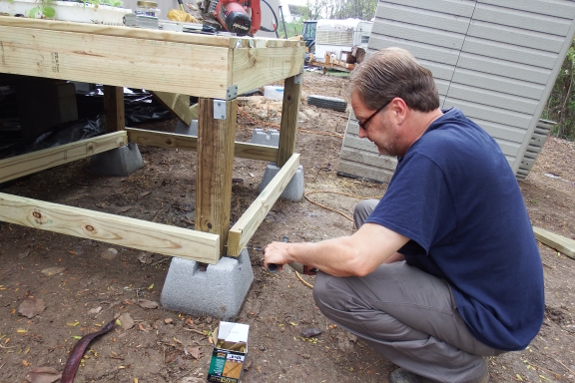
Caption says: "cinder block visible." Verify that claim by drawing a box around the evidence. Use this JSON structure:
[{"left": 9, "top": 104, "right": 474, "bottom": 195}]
[
  {"left": 259, "top": 162, "right": 304, "bottom": 201},
  {"left": 250, "top": 128, "right": 280, "bottom": 147},
  {"left": 175, "top": 119, "right": 198, "bottom": 136},
  {"left": 161, "top": 250, "right": 254, "bottom": 320},
  {"left": 89, "top": 143, "right": 144, "bottom": 176}
]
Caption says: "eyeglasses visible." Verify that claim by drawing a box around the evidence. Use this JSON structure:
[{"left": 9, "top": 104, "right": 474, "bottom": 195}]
[{"left": 358, "top": 100, "right": 391, "bottom": 131}]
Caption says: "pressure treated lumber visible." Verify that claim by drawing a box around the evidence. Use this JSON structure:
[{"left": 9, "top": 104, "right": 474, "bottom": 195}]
[
  {"left": 533, "top": 226, "right": 575, "bottom": 259},
  {"left": 0, "top": 17, "right": 304, "bottom": 49},
  {"left": 0, "top": 18, "right": 304, "bottom": 99},
  {"left": 152, "top": 92, "right": 197, "bottom": 126},
  {"left": 125, "top": 128, "right": 278, "bottom": 162},
  {"left": 104, "top": 86, "right": 125, "bottom": 132},
  {"left": 0, "top": 192, "right": 220, "bottom": 263},
  {"left": 232, "top": 46, "right": 305, "bottom": 97},
  {"left": 227, "top": 153, "right": 301, "bottom": 257},
  {"left": 277, "top": 75, "right": 302, "bottom": 167},
  {"left": 0, "top": 24, "right": 230, "bottom": 98},
  {"left": 0, "top": 132, "right": 127, "bottom": 184},
  {"left": 196, "top": 99, "right": 237, "bottom": 256}
]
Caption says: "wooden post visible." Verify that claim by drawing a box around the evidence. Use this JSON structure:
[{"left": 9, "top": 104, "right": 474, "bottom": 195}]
[
  {"left": 196, "top": 98, "right": 237, "bottom": 256},
  {"left": 103, "top": 85, "right": 125, "bottom": 133},
  {"left": 277, "top": 74, "right": 301, "bottom": 167}
]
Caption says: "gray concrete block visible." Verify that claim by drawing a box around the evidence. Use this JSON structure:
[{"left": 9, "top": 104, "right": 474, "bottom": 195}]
[
  {"left": 258, "top": 162, "right": 305, "bottom": 201},
  {"left": 160, "top": 250, "right": 254, "bottom": 320},
  {"left": 175, "top": 119, "right": 198, "bottom": 136},
  {"left": 250, "top": 128, "right": 279, "bottom": 147},
  {"left": 89, "top": 143, "right": 144, "bottom": 176}
]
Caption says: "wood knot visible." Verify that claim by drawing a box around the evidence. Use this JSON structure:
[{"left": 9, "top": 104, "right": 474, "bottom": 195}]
[
  {"left": 32, "top": 212, "right": 42, "bottom": 219},
  {"left": 166, "top": 139, "right": 172, "bottom": 145},
  {"left": 85, "top": 225, "right": 95, "bottom": 232}
]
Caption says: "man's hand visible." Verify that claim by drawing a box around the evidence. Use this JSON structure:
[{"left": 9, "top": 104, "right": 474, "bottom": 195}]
[{"left": 263, "top": 241, "right": 292, "bottom": 272}]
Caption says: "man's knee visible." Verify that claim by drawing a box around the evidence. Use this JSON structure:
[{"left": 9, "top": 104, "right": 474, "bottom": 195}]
[
  {"left": 353, "top": 199, "right": 379, "bottom": 229},
  {"left": 313, "top": 272, "right": 348, "bottom": 318}
]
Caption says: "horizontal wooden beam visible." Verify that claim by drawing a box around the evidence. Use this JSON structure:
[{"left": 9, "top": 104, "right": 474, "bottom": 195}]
[
  {"left": 126, "top": 127, "right": 277, "bottom": 162},
  {"left": 227, "top": 153, "right": 300, "bottom": 257},
  {"left": 232, "top": 46, "right": 305, "bottom": 96},
  {"left": 0, "top": 192, "right": 220, "bottom": 264},
  {"left": 0, "top": 131, "right": 127, "bottom": 184},
  {"left": 0, "top": 17, "right": 304, "bottom": 49},
  {"left": 533, "top": 226, "right": 575, "bottom": 259},
  {"left": 0, "top": 24, "right": 231, "bottom": 98}
]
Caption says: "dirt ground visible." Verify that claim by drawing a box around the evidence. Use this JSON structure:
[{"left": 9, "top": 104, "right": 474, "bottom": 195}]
[{"left": 1, "top": 71, "right": 575, "bottom": 383}]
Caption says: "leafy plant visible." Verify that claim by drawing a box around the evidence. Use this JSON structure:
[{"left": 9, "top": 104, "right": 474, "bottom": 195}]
[{"left": 28, "top": 0, "right": 56, "bottom": 18}]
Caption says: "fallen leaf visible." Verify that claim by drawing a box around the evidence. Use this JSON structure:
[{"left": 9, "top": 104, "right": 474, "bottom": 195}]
[
  {"left": 137, "top": 253, "right": 153, "bottom": 264},
  {"left": 89, "top": 306, "right": 102, "bottom": 315},
  {"left": 180, "top": 378, "right": 204, "bottom": 383},
  {"left": 17, "top": 250, "right": 30, "bottom": 259},
  {"left": 301, "top": 328, "right": 323, "bottom": 338},
  {"left": 138, "top": 299, "right": 159, "bottom": 309},
  {"left": 186, "top": 346, "right": 202, "bottom": 359},
  {"left": 26, "top": 366, "right": 62, "bottom": 383},
  {"left": 118, "top": 313, "right": 134, "bottom": 330},
  {"left": 41, "top": 267, "right": 65, "bottom": 276},
  {"left": 18, "top": 298, "right": 47, "bottom": 318},
  {"left": 66, "top": 321, "right": 79, "bottom": 327},
  {"left": 17, "top": 328, "right": 27, "bottom": 334},
  {"left": 71, "top": 336, "right": 82, "bottom": 340},
  {"left": 165, "top": 318, "right": 173, "bottom": 324},
  {"left": 147, "top": 283, "right": 154, "bottom": 290},
  {"left": 22, "top": 359, "right": 30, "bottom": 366},
  {"left": 102, "top": 248, "right": 118, "bottom": 260}
]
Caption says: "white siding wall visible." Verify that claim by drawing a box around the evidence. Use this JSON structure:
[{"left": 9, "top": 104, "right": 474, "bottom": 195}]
[{"left": 338, "top": 0, "right": 575, "bottom": 182}]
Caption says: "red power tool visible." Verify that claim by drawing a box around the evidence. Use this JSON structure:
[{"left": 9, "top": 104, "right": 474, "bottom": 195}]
[{"left": 213, "top": 0, "right": 261, "bottom": 36}]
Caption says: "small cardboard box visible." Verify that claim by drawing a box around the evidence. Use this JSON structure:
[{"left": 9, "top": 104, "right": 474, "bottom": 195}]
[{"left": 208, "top": 321, "right": 249, "bottom": 383}]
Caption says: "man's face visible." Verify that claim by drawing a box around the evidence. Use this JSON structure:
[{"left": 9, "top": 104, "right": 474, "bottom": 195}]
[{"left": 351, "top": 90, "right": 400, "bottom": 157}]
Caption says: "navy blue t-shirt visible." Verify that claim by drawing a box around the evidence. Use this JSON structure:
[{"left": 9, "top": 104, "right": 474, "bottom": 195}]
[{"left": 365, "top": 108, "right": 544, "bottom": 351}]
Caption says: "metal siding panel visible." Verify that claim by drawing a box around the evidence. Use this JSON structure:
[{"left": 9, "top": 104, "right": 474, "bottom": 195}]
[
  {"left": 450, "top": 69, "right": 545, "bottom": 99},
  {"left": 376, "top": 3, "right": 471, "bottom": 34},
  {"left": 446, "top": 84, "right": 539, "bottom": 114},
  {"left": 379, "top": 0, "right": 476, "bottom": 17},
  {"left": 371, "top": 20, "right": 466, "bottom": 50},
  {"left": 478, "top": 0, "right": 575, "bottom": 20},
  {"left": 467, "top": 20, "right": 564, "bottom": 53},
  {"left": 473, "top": 119, "right": 527, "bottom": 143},
  {"left": 462, "top": 37, "right": 558, "bottom": 70},
  {"left": 456, "top": 53, "right": 551, "bottom": 85},
  {"left": 443, "top": 98, "right": 532, "bottom": 129},
  {"left": 368, "top": 34, "right": 461, "bottom": 66},
  {"left": 493, "top": 139, "right": 521, "bottom": 157},
  {"left": 473, "top": 4, "right": 571, "bottom": 35}
]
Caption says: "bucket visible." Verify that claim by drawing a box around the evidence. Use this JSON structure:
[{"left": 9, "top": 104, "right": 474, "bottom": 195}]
[{"left": 264, "top": 86, "right": 284, "bottom": 100}]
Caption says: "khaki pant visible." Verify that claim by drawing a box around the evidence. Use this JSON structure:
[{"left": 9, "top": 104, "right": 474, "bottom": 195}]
[{"left": 312, "top": 200, "right": 504, "bottom": 383}]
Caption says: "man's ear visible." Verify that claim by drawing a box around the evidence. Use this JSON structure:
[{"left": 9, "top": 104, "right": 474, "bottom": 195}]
[{"left": 390, "top": 98, "right": 408, "bottom": 124}]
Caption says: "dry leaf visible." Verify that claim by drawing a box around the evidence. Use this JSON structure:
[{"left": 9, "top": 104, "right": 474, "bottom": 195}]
[
  {"left": 165, "top": 318, "right": 173, "bottom": 324},
  {"left": 26, "top": 367, "right": 62, "bottom": 383},
  {"left": 17, "top": 250, "right": 30, "bottom": 259},
  {"left": 18, "top": 298, "right": 46, "bottom": 318},
  {"left": 186, "top": 346, "right": 202, "bottom": 360},
  {"left": 118, "top": 313, "right": 134, "bottom": 330},
  {"left": 101, "top": 248, "right": 118, "bottom": 260},
  {"left": 89, "top": 306, "right": 102, "bottom": 315},
  {"left": 180, "top": 378, "right": 204, "bottom": 383},
  {"left": 137, "top": 252, "right": 153, "bottom": 264},
  {"left": 41, "top": 267, "right": 65, "bottom": 276},
  {"left": 138, "top": 299, "right": 159, "bottom": 309}
]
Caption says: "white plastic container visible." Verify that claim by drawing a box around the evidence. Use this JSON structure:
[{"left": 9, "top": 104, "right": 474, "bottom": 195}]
[
  {"left": 264, "top": 85, "right": 284, "bottom": 101},
  {"left": 0, "top": 0, "right": 132, "bottom": 25}
]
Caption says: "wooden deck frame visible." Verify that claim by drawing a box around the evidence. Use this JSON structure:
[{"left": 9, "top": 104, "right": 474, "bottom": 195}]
[
  {"left": 0, "top": 17, "right": 304, "bottom": 264},
  {"left": 0, "top": 131, "right": 128, "bottom": 184},
  {"left": 125, "top": 128, "right": 278, "bottom": 162},
  {"left": 0, "top": 192, "right": 220, "bottom": 263},
  {"left": 227, "top": 153, "right": 300, "bottom": 257}
]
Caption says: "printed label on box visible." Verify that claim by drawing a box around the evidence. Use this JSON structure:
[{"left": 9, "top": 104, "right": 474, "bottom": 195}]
[{"left": 208, "top": 349, "right": 246, "bottom": 383}]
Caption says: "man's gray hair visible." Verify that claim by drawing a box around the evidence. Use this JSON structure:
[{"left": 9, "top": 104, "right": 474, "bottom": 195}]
[{"left": 350, "top": 48, "right": 440, "bottom": 112}]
